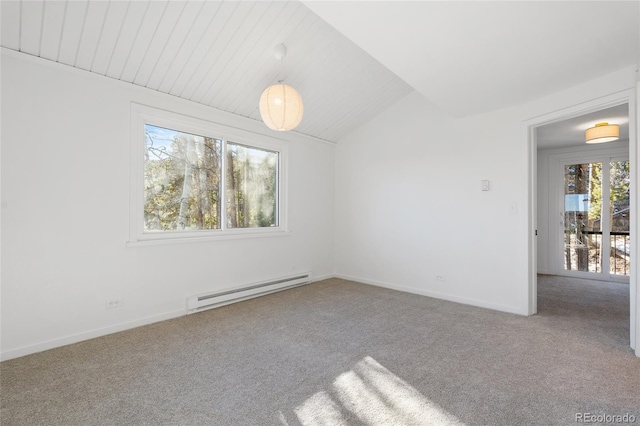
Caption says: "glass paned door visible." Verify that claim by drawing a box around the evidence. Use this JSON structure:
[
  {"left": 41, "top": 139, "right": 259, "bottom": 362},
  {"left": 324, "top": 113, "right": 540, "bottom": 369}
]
[
  {"left": 609, "top": 161, "right": 630, "bottom": 276},
  {"left": 563, "top": 163, "right": 602, "bottom": 273},
  {"left": 562, "top": 160, "right": 631, "bottom": 277}
]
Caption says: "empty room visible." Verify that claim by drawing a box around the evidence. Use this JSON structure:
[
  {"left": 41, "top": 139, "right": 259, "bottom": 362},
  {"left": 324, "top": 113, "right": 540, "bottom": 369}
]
[{"left": 1, "top": 1, "right": 639, "bottom": 425}]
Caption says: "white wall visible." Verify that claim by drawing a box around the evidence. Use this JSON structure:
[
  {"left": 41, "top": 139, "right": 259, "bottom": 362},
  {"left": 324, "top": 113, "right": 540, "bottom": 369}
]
[
  {"left": 537, "top": 148, "right": 551, "bottom": 274},
  {"left": 2, "top": 49, "right": 637, "bottom": 360},
  {"left": 335, "top": 66, "right": 638, "bottom": 316},
  {"left": 0, "top": 51, "right": 335, "bottom": 360}
]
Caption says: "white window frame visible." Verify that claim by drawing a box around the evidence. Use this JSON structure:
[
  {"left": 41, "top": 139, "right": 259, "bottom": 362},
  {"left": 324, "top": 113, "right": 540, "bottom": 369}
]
[{"left": 128, "top": 103, "right": 289, "bottom": 246}]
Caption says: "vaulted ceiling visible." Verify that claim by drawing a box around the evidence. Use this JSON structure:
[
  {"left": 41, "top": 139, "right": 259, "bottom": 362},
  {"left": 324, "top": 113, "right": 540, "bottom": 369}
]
[
  {"left": 0, "top": 1, "right": 413, "bottom": 143},
  {"left": 306, "top": 1, "right": 639, "bottom": 118},
  {"left": 2, "top": 1, "right": 639, "bottom": 144}
]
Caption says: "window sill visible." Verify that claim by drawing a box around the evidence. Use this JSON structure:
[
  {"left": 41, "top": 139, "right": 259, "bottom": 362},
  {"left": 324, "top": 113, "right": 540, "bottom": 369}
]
[{"left": 126, "top": 229, "right": 291, "bottom": 247}]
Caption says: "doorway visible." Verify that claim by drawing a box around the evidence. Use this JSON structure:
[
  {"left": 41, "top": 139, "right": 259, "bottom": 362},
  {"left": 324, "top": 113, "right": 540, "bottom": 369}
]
[{"left": 530, "top": 99, "right": 636, "bottom": 351}]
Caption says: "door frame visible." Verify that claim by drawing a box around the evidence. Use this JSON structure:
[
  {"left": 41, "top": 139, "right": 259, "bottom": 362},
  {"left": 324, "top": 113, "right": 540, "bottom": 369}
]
[{"left": 525, "top": 88, "right": 637, "bottom": 353}]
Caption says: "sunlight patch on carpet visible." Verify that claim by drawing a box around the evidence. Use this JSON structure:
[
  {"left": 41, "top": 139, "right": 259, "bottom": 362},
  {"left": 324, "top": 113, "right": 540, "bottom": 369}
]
[{"left": 294, "top": 356, "right": 463, "bottom": 425}]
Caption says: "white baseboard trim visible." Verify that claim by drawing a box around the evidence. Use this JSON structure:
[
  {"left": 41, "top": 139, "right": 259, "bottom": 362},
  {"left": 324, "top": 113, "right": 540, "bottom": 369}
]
[
  {"left": 311, "top": 273, "right": 335, "bottom": 283},
  {"left": 0, "top": 309, "right": 186, "bottom": 362},
  {"left": 1, "top": 273, "right": 524, "bottom": 361},
  {"left": 335, "top": 273, "right": 527, "bottom": 316},
  {"left": 1, "top": 274, "right": 335, "bottom": 361}
]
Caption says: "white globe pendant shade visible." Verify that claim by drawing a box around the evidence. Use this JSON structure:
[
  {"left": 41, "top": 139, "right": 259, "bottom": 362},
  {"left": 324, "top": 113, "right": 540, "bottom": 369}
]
[{"left": 259, "top": 83, "right": 304, "bottom": 131}]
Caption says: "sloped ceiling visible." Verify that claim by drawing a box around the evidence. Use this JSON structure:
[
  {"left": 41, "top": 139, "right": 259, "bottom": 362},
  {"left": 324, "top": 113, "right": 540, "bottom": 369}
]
[
  {"left": 305, "top": 1, "right": 640, "bottom": 118},
  {"left": 0, "top": 1, "right": 413, "bottom": 143},
  {"left": 3, "top": 1, "right": 638, "bottom": 143}
]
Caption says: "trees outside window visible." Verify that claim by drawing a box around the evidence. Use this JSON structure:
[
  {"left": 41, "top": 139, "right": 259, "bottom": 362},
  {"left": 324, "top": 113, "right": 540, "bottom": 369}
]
[
  {"left": 225, "top": 142, "right": 278, "bottom": 229},
  {"left": 132, "top": 112, "right": 285, "bottom": 245},
  {"left": 145, "top": 125, "right": 222, "bottom": 232},
  {"left": 563, "top": 160, "right": 630, "bottom": 276}
]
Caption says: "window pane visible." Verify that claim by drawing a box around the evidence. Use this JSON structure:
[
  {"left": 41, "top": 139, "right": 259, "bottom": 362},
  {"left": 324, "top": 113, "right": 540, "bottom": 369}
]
[
  {"left": 563, "top": 163, "right": 602, "bottom": 273},
  {"left": 609, "top": 160, "right": 630, "bottom": 276},
  {"left": 144, "top": 124, "right": 221, "bottom": 232},
  {"left": 226, "top": 142, "right": 278, "bottom": 228}
]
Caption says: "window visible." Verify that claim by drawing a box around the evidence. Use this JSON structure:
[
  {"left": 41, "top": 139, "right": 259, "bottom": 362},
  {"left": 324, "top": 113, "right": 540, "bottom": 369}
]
[
  {"left": 145, "top": 125, "right": 222, "bottom": 232},
  {"left": 225, "top": 142, "right": 278, "bottom": 229},
  {"left": 129, "top": 104, "right": 287, "bottom": 245}
]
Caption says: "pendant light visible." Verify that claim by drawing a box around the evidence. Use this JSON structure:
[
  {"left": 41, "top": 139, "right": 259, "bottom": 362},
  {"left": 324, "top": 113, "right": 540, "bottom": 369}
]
[
  {"left": 259, "top": 44, "right": 304, "bottom": 131},
  {"left": 585, "top": 122, "right": 619, "bottom": 144}
]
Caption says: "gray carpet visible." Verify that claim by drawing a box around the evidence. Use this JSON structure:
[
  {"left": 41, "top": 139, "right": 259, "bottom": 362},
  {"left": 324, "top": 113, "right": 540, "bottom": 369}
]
[{"left": 1, "top": 276, "right": 639, "bottom": 425}]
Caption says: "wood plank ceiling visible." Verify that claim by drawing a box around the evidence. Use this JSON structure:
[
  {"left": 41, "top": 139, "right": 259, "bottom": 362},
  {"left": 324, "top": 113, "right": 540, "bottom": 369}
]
[{"left": 1, "top": 1, "right": 413, "bottom": 143}]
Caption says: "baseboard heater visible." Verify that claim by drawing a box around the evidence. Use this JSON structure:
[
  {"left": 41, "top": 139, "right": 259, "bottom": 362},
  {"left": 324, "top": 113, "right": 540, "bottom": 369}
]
[{"left": 186, "top": 272, "right": 312, "bottom": 314}]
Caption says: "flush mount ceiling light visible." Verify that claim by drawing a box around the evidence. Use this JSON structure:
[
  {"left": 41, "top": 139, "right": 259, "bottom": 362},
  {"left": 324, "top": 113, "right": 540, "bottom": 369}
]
[
  {"left": 259, "top": 44, "right": 303, "bottom": 132},
  {"left": 585, "top": 122, "right": 619, "bottom": 144}
]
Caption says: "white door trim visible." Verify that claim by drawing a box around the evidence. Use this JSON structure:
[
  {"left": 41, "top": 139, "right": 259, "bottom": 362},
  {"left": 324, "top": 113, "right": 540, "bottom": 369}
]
[{"left": 524, "top": 88, "right": 637, "bottom": 353}]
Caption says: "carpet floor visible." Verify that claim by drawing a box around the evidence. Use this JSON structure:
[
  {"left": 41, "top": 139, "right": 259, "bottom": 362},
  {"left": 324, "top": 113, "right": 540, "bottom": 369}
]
[{"left": 1, "top": 276, "right": 639, "bottom": 425}]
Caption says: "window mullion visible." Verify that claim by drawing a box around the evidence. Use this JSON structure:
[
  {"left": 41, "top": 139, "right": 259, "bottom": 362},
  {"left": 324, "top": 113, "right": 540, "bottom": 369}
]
[
  {"left": 221, "top": 138, "right": 227, "bottom": 231},
  {"left": 276, "top": 153, "right": 280, "bottom": 227},
  {"left": 602, "top": 160, "right": 611, "bottom": 278}
]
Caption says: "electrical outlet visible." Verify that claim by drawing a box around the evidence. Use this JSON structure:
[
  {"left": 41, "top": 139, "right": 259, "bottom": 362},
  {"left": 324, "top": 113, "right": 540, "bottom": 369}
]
[
  {"left": 435, "top": 274, "right": 446, "bottom": 281},
  {"left": 105, "top": 298, "right": 123, "bottom": 309}
]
